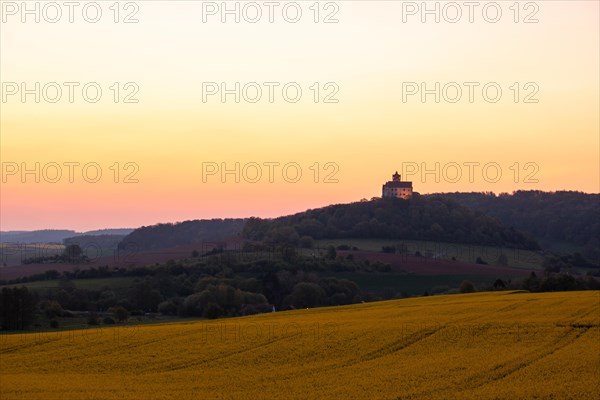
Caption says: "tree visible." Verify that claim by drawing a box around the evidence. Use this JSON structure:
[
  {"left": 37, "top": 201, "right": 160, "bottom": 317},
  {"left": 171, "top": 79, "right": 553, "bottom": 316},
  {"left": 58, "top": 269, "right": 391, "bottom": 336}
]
[
  {"left": 283, "top": 282, "right": 325, "bottom": 308},
  {"left": 542, "top": 256, "right": 564, "bottom": 273},
  {"left": 158, "top": 300, "right": 179, "bottom": 316},
  {"left": 496, "top": 253, "right": 509, "bottom": 266},
  {"left": 493, "top": 279, "right": 506, "bottom": 290},
  {"left": 40, "top": 300, "right": 63, "bottom": 319},
  {"left": 262, "top": 272, "right": 283, "bottom": 307},
  {"left": 110, "top": 306, "right": 129, "bottom": 322},
  {"left": 0, "top": 287, "right": 36, "bottom": 330},
  {"left": 459, "top": 280, "right": 476, "bottom": 293},
  {"left": 318, "top": 277, "right": 360, "bottom": 305},
  {"left": 299, "top": 236, "right": 314, "bottom": 249},
  {"left": 128, "top": 279, "right": 163, "bottom": 312},
  {"left": 523, "top": 272, "right": 539, "bottom": 292},
  {"left": 64, "top": 244, "right": 82, "bottom": 260},
  {"left": 326, "top": 245, "right": 337, "bottom": 260},
  {"left": 203, "top": 303, "right": 224, "bottom": 319},
  {"left": 44, "top": 270, "right": 60, "bottom": 280},
  {"left": 266, "top": 226, "right": 299, "bottom": 246},
  {"left": 88, "top": 312, "right": 99, "bottom": 325}
]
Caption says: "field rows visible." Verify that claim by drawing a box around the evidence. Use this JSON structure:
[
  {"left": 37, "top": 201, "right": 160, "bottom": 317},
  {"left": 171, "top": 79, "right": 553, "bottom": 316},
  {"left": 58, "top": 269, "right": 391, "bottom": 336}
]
[{"left": 1, "top": 291, "right": 599, "bottom": 399}]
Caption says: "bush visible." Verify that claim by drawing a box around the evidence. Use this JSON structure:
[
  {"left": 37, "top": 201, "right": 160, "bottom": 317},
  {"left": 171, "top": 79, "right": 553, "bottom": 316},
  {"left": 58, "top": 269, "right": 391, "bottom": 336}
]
[
  {"left": 493, "top": 279, "right": 506, "bottom": 289},
  {"left": 241, "top": 303, "right": 272, "bottom": 315},
  {"left": 158, "top": 300, "right": 178, "bottom": 316},
  {"left": 50, "top": 319, "right": 59, "bottom": 328},
  {"left": 109, "top": 306, "right": 129, "bottom": 322},
  {"left": 203, "top": 303, "right": 224, "bottom": 319},
  {"left": 327, "top": 292, "right": 348, "bottom": 306},
  {"left": 430, "top": 285, "right": 451, "bottom": 295},
  {"left": 299, "top": 236, "right": 314, "bottom": 249},
  {"left": 459, "top": 280, "right": 476, "bottom": 293},
  {"left": 374, "top": 262, "right": 392, "bottom": 272},
  {"left": 185, "top": 286, "right": 235, "bottom": 317},
  {"left": 183, "top": 292, "right": 212, "bottom": 317},
  {"left": 103, "top": 317, "right": 115, "bottom": 324},
  {"left": 40, "top": 300, "right": 63, "bottom": 319},
  {"left": 318, "top": 278, "right": 360, "bottom": 306}
]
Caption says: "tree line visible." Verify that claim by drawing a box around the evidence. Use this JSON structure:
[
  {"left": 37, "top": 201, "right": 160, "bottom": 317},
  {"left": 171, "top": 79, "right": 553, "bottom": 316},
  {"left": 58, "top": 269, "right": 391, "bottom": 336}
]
[
  {"left": 438, "top": 191, "right": 600, "bottom": 261},
  {"left": 243, "top": 195, "right": 540, "bottom": 250}
]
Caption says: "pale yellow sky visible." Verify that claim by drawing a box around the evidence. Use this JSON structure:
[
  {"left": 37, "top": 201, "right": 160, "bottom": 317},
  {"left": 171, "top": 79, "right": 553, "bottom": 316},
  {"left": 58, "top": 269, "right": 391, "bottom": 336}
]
[{"left": 1, "top": 0, "right": 599, "bottom": 230}]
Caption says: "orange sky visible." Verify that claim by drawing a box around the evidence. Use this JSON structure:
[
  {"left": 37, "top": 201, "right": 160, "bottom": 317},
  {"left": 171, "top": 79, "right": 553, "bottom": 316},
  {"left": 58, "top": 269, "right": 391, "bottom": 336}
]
[{"left": 1, "top": 1, "right": 599, "bottom": 230}]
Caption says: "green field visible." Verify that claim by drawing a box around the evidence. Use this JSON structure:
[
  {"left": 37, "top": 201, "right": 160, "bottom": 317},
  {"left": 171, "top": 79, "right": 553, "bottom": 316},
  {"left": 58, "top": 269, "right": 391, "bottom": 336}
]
[
  {"left": 316, "top": 238, "right": 544, "bottom": 269},
  {"left": 0, "top": 243, "right": 64, "bottom": 267}
]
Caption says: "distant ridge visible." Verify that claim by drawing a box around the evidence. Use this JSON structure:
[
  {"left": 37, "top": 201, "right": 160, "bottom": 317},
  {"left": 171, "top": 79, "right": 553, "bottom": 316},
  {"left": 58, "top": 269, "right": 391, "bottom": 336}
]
[
  {"left": 118, "top": 219, "right": 246, "bottom": 251},
  {"left": 0, "top": 229, "right": 134, "bottom": 244}
]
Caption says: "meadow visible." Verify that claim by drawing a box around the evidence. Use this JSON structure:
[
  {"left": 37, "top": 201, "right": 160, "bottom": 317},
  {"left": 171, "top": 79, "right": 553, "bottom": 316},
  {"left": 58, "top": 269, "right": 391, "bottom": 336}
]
[
  {"left": 315, "top": 238, "right": 544, "bottom": 269},
  {"left": 1, "top": 291, "right": 598, "bottom": 399},
  {"left": 0, "top": 243, "right": 64, "bottom": 267}
]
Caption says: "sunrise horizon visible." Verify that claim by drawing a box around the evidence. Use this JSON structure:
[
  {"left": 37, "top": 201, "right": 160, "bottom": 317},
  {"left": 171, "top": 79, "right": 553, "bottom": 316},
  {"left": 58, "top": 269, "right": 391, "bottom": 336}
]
[{"left": 2, "top": 1, "right": 599, "bottom": 231}]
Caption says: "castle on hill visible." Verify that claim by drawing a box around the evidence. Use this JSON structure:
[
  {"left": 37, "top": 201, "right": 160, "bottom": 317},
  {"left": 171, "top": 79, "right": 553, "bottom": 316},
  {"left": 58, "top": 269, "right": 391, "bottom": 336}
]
[{"left": 382, "top": 171, "right": 413, "bottom": 199}]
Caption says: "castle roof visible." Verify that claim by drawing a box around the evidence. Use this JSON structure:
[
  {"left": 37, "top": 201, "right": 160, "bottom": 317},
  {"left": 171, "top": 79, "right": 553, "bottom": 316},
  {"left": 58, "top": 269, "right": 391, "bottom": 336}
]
[{"left": 383, "top": 181, "right": 413, "bottom": 189}]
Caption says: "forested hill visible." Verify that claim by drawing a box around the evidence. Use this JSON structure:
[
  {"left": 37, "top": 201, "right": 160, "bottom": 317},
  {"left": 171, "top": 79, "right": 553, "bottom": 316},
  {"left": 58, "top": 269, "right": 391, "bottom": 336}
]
[
  {"left": 434, "top": 191, "right": 600, "bottom": 259},
  {"left": 242, "top": 194, "right": 540, "bottom": 250},
  {"left": 118, "top": 219, "right": 246, "bottom": 251}
]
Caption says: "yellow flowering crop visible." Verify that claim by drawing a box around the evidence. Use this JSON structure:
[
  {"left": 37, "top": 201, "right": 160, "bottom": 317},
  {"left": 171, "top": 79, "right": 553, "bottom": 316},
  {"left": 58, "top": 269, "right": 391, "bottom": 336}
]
[{"left": 1, "top": 291, "right": 598, "bottom": 399}]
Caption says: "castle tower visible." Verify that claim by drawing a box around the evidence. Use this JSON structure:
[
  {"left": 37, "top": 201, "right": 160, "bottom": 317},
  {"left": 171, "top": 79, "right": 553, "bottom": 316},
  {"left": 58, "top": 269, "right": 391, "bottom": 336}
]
[{"left": 382, "top": 171, "right": 413, "bottom": 199}]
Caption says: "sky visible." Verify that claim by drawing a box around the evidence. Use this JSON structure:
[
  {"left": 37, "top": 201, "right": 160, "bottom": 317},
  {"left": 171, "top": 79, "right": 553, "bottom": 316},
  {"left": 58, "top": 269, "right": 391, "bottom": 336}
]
[{"left": 1, "top": 0, "right": 599, "bottom": 231}]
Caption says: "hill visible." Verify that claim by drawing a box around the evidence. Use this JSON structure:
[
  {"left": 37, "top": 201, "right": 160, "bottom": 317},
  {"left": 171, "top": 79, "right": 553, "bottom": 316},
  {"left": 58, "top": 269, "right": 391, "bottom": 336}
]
[
  {"left": 1, "top": 291, "right": 598, "bottom": 399},
  {"left": 436, "top": 191, "right": 600, "bottom": 260},
  {"left": 243, "top": 195, "right": 540, "bottom": 250},
  {"left": 79, "top": 229, "right": 134, "bottom": 236},
  {"left": 0, "top": 230, "right": 78, "bottom": 244},
  {"left": 118, "top": 219, "right": 246, "bottom": 251},
  {"left": 63, "top": 234, "right": 126, "bottom": 246}
]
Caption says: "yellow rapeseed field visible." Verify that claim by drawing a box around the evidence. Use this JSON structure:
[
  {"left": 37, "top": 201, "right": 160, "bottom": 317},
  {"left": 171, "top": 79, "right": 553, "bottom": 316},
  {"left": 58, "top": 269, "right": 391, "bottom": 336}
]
[{"left": 1, "top": 291, "right": 599, "bottom": 399}]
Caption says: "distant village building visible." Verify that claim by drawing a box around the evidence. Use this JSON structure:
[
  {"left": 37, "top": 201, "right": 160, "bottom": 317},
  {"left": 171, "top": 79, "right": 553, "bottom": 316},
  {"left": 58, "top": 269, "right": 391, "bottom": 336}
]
[{"left": 382, "top": 171, "right": 413, "bottom": 199}]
